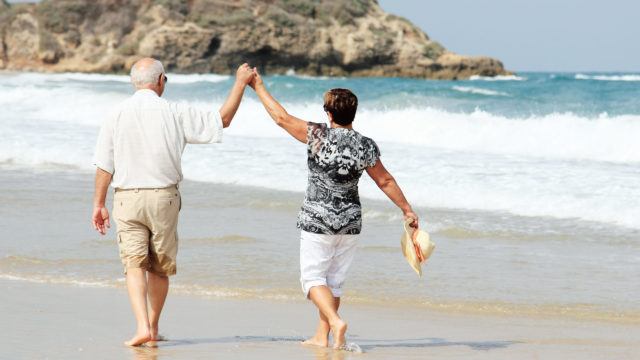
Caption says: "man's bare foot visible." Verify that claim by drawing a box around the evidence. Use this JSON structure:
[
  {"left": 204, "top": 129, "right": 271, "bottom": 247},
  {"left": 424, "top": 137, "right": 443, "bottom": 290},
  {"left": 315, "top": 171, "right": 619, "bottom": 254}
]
[
  {"left": 302, "top": 336, "right": 328, "bottom": 347},
  {"left": 330, "top": 319, "right": 347, "bottom": 349},
  {"left": 124, "top": 329, "right": 151, "bottom": 347}
]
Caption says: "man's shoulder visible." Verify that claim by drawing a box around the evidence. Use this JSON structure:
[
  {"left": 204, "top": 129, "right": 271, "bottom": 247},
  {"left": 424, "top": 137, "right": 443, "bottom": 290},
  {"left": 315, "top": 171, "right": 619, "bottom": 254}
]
[
  {"left": 164, "top": 101, "right": 189, "bottom": 121},
  {"left": 101, "top": 100, "right": 127, "bottom": 123},
  {"left": 103, "top": 94, "right": 171, "bottom": 123},
  {"left": 167, "top": 101, "right": 220, "bottom": 121}
]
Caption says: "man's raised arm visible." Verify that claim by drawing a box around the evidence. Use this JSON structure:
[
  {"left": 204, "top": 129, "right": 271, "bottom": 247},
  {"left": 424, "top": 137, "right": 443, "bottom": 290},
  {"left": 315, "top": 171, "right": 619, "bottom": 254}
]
[{"left": 218, "top": 63, "right": 255, "bottom": 127}]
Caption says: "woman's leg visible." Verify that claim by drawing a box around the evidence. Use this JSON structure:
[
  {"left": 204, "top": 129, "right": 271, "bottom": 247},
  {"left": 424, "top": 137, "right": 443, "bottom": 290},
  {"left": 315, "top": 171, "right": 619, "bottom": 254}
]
[
  {"left": 303, "top": 296, "right": 340, "bottom": 347},
  {"left": 323, "top": 234, "right": 358, "bottom": 348},
  {"left": 300, "top": 230, "right": 334, "bottom": 346},
  {"left": 308, "top": 285, "right": 347, "bottom": 349}
]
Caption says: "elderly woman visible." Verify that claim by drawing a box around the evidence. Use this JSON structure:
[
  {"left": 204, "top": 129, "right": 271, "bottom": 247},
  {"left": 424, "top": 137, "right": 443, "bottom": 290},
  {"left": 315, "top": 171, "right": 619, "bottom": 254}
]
[{"left": 249, "top": 70, "right": 419, "bottom": 349}]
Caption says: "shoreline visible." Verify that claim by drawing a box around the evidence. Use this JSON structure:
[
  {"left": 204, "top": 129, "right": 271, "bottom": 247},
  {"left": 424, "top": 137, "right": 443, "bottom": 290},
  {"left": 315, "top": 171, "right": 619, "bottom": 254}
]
[
  {"left": 2, "top": 278, "right": 638, "bottom": 359},
  {"left": 3, "top": 272, "right": 638, "bottom": 327}
]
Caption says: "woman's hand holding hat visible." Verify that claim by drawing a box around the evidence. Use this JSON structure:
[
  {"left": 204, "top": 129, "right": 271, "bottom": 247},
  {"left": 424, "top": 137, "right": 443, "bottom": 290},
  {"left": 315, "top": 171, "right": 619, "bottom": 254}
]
[{"left": 403, "top": 208, "right": 419, "bottom": 228}]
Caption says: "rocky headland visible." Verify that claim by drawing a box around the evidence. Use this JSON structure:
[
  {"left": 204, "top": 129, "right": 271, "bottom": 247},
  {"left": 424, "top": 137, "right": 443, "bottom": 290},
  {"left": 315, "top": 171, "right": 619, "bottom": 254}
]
[{"left": 0, "top": 0, "right": 510, "bottom": 79}]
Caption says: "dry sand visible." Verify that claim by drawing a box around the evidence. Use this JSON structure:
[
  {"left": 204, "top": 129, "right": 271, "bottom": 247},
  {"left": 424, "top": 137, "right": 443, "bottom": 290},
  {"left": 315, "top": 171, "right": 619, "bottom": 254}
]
[{"left": 1, "top": 279, "right": 638, "bottom": 360}]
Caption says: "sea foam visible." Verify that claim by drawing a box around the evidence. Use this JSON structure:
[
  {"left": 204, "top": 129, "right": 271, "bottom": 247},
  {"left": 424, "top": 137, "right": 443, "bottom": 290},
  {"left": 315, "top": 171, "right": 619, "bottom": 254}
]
[
  {"left": 2, "top": 72, "right": 639, "bottom": 229},
  {"left": 6, "top": 82, "right": 637, "bottom": 164},
  {"left": 469, "top": 74, "right": 526, "bottom": 81},
  {"left": 575, "top": 74, "right": 640, "bottom": 82},
  {"left": 224, "top": 99, "right": 640, "bottom": 164},
  {"left": 452, "top": 85, "right": 509, "bottom": 96}
]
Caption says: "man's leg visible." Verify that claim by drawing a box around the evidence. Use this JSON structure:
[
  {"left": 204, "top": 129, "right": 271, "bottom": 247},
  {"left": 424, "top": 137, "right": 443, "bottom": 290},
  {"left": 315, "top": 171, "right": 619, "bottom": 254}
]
[
  {"left": 124, "top": 268, "right": 152, "bottom": 346},
  {"left": 113, "top": 189, "right": 154, "bottom": 347},
  {"left": 308, "top": 286, "right": 347, "bottom": 349},
  {"left": 146, "top": 186, "right": 180, "bottom": 341},
  {"left": 303, "top": 297, "right": 340, "bottom": 347},
  {"left": 147, "top": 271, "right": 169, "bottom": 340}
]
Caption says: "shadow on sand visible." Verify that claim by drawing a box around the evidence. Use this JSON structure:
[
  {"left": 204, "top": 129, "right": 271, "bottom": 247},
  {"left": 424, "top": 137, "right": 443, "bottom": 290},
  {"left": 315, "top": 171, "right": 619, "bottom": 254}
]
[
  {"left": 354, "top": 337, "right": 517, "bottom": 351},
  {"left": 129, "top": 335, "right": 518, "bottom": 359}
]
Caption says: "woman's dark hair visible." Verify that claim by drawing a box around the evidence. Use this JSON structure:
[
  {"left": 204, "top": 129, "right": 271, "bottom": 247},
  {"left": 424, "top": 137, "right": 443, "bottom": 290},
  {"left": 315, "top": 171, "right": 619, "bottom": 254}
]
[{"left": 323, "top": 88, "right": 358, "bottom": 126}]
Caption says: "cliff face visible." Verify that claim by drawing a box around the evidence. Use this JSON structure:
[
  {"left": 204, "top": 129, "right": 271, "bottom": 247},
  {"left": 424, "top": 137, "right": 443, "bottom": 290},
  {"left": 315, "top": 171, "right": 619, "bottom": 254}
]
[{"left": 0, "top": 0, "right": 509, "bottom": 79}]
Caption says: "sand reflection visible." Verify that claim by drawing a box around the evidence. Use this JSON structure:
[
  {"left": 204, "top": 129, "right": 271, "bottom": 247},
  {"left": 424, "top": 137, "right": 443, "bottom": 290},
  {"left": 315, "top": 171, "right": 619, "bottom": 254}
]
[{"left": 129, "top": 344, "right": 159, "bottom": 360}]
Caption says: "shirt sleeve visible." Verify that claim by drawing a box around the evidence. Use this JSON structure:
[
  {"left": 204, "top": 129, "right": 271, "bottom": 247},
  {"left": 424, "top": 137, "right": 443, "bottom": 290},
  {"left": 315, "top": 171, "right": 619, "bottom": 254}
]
[
  {"left": 175, "top": 103, "right": 224, "bottom": 144},
  {"left": 363, "top": 137, "right": 381, "bottom": 168},
  {"left": 307, "top": 122, "right": 327, "bottom": 158},
  {"left": 92, "top": 114, "right": 115, "bottom": 174}
]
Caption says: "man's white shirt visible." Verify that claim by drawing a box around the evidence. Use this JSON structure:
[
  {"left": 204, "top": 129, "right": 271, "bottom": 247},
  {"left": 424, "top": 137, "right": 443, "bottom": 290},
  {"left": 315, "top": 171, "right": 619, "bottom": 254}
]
[{"left": 93, "top": 89, "right": 223, "bottom": 189}]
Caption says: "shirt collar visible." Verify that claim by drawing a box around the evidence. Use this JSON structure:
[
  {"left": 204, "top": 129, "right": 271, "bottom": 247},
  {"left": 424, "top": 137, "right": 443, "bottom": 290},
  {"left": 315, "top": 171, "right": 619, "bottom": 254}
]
[{"left": 134, "top": 89, "right": 159, "bottom": 97}]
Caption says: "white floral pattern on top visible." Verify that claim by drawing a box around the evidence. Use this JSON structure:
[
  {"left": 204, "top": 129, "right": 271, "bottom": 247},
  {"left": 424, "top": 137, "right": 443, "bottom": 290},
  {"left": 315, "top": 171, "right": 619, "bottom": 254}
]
[{"left": 297, "top": 122, "right": 380, "bottom": 234}]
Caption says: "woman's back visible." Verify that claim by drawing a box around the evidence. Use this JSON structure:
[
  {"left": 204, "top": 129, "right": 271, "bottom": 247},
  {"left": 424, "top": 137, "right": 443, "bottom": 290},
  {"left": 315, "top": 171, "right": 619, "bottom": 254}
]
[{"left": 298, "top": 122, "right": 380, "bottom": 235}]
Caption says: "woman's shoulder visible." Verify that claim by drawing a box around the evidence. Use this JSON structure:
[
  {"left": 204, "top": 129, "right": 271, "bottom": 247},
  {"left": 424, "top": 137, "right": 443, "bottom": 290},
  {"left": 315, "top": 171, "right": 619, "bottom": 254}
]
[
  {"left": 308, "top": 122, "right": 328, "bottom": 136},
  {"left": 355, "top": 132, "right": 380, "bottom": 166},
  {"left": 308, "top": 122, "right": 327, "bottom": 130},
  {"left": 352, "top": 130, "right": 378, "bottom": 148}
]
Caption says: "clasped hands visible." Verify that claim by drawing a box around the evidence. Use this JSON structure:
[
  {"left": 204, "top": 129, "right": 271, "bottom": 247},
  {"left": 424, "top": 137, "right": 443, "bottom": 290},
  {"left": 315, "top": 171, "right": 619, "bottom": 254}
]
[{"left": 234, "top": 63, "right": 264, "bottom": 90}]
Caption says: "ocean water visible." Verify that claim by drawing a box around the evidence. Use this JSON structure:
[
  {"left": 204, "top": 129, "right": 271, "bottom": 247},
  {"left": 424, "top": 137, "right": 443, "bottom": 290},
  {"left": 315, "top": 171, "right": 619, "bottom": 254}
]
[{"left": 0, "top": 71, "right": 638, "bottom": 323}]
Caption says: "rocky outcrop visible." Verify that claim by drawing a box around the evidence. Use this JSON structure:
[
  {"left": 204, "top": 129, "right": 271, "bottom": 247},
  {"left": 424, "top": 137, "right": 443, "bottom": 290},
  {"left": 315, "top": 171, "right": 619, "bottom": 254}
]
[{"left": 0, "top": 0, "right": 509, "bottom": 79}]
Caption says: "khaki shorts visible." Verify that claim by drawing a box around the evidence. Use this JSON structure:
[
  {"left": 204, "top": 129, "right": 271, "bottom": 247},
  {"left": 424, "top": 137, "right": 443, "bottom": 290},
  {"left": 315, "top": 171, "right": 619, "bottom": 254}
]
[{"left": 113, "top": 186, "right": 181, "bottom": 276}]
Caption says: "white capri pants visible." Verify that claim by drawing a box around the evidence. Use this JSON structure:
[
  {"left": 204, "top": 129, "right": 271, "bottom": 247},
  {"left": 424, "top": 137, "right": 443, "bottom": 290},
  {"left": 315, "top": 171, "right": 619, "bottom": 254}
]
[{"left": 300, "top": 230, "right": 359, "bottom": 298}]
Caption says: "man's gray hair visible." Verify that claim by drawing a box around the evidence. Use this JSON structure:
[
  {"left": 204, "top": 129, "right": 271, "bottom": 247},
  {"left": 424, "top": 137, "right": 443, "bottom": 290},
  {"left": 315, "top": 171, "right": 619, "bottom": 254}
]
[{"left": 130, "top": 59, "right": 165, "bottom": 88}]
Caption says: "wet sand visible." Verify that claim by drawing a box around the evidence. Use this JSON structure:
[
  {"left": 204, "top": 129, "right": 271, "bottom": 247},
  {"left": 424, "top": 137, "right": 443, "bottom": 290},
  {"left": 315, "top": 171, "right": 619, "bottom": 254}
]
[
  {"left": 2, "top": 166, "right": 638, "bottom": 323},
  {"left": 2, "top": 279, "right": 638, "bottom": 360}
]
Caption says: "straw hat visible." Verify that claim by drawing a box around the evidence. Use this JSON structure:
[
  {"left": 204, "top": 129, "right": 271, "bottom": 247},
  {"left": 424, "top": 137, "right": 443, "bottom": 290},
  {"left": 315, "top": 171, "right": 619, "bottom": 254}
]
[{"left": 401, "top": 219, "right": 435, "bottom": 276}]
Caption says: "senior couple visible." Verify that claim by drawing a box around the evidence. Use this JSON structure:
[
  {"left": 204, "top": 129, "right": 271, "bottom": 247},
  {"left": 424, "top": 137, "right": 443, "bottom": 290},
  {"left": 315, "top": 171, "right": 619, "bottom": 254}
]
[{"left": 92, "top": 57, "right": 419, "bottom": 349}]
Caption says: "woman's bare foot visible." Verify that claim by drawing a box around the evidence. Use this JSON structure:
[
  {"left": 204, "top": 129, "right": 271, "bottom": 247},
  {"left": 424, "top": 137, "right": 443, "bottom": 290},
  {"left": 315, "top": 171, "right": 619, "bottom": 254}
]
[
  {"left": 124, "top": 329, "right": 151, "bottom": 347},
  {"left": 151, "top": 334, "right": 167, "bottom": 341},
  {"left": 330, "top": 319, "right": 347, "bottom": 349},
  {"left": 149, "top": 326, "right": 168, "bottom": 341},
  {"left": 302, "top": 336, "right": 328, "bottom": 347}
]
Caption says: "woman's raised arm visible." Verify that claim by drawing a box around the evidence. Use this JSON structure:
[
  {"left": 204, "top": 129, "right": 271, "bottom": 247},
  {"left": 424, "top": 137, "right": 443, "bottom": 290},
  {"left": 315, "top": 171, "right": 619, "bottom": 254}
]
[{"left": 249, "top": 68, "right": 308, "bottom": 143}]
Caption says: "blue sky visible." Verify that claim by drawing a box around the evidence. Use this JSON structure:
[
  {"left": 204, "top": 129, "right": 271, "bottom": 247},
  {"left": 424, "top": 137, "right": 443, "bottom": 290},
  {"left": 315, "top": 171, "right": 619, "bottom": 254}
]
[{"left": 379, "top": 0, "right": 639, "bottom": 72}]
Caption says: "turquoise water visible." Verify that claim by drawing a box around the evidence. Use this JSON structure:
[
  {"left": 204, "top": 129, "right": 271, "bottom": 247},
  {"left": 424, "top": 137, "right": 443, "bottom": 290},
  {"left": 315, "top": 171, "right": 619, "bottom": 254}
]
[{"left": 210, "top": 72, "right": 640, "bottom": 117}]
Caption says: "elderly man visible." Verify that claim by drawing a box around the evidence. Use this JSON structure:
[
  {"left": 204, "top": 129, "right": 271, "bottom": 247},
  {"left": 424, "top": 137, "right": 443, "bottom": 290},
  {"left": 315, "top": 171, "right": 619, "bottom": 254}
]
[{"left": 91, "top": 58, "right": 254, "bottom": 346}]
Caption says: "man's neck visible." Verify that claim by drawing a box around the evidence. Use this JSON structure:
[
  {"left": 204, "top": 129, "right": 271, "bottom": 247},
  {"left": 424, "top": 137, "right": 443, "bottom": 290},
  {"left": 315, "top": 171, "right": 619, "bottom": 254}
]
[{"left": 136, "top": 86, "right": 161, "bottom": 96}]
